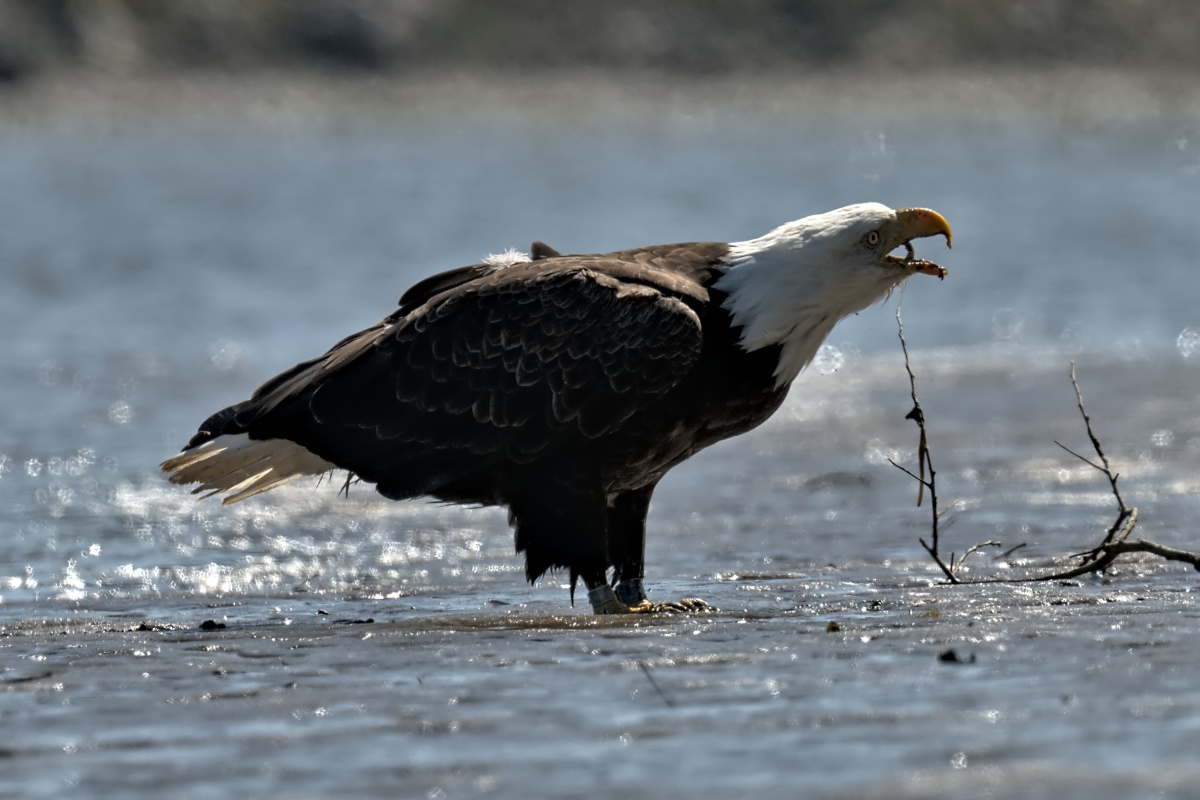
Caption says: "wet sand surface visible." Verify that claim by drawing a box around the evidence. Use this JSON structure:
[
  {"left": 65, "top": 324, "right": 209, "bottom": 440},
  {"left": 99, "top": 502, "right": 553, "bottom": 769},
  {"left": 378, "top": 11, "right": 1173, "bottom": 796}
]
[{"left": 5, "top": 568, "right": 1200, "bottom": 799}]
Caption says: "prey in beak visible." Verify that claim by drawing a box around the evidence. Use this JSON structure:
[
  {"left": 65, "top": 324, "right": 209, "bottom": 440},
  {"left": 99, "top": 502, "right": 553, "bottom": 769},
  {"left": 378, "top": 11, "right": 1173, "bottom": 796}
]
[
  {"left": 887, "top": 207, "right": 952, "bottom": 279},
  {"left": 886, "top": 241, "right": 948, "bottom": 280}
]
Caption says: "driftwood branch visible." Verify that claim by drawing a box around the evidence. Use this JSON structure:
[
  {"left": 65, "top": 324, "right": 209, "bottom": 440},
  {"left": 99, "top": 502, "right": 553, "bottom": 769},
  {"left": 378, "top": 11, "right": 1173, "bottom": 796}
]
[{"left": 890, "top": 308, "right": 1200, "bottom": 584}]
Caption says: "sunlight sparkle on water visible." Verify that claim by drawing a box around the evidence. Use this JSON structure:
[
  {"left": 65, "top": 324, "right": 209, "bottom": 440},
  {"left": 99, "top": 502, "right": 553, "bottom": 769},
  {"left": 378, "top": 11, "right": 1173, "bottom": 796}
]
[{"left": 1178, "top": 327, "right": 1200, "bottom": 359}]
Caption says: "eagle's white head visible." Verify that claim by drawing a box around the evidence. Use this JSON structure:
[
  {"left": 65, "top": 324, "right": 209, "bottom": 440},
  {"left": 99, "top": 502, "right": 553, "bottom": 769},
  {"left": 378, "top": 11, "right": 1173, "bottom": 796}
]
[{"left": 714, "top": 202, "right": 952, "bottom": 388}]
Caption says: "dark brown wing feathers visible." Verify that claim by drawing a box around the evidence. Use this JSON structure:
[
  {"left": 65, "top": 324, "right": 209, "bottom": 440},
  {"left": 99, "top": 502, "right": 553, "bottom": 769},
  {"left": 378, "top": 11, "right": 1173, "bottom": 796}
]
[{"left": 190, "top": 242, "right": 730, "bottom": 500}]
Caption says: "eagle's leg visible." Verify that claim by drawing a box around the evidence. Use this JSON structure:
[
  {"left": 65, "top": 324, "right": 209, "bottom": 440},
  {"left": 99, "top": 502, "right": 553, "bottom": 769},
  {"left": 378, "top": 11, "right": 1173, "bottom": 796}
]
[
  {"left": 585, "top": 575, "right": 630, "bottom": 615},
  {"left": 604, "top": 486, "right": 710, "bottom": 614},
  {"left": 608, "top": 486, "right": 651, "bottom": 605},
  {"left": 509, "top": 475, "right": 620, "bottom": 612}
]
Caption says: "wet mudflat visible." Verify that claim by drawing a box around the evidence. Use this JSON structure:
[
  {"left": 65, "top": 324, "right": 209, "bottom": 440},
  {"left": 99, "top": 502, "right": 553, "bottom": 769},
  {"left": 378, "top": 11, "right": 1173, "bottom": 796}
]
[
  {"left": 4, "top": 79, "right": 1200, "bottom": 797},
  {"left": 4, "top": 566, "right": 1200, "bottom": 799}
]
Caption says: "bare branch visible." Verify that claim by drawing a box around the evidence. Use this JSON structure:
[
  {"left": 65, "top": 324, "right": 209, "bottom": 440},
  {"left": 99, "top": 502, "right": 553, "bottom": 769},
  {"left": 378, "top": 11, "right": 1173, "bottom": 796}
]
[
  {"left": 895, "top": 350, "right": 1200, "bottom": 587},
  {"left": 953, "top": 541, "right": 1002, "bottom": 573},
  {"left": 996, "top": 543, "right": 1028, "bottom": 561},
  {"left": 887, "top": 458, "right": 930, "bottom": 488},
  {"left": 893, "top": 304, "right": 942, "bottom": 558},
  {"left": 1053, "top": 440, "right": 1105, "bottom": 473},
  {"left": 1013, "top": 509, "right": 1140, "bottom": 582},
  {"left": 1101, "top": 539, "right": 1200, "bottom": 571},
  {"left": 919, "top": 538, "right": 959, "bottom": 584},
  {"left": 895, "top": 306, "right": 930, "bottom": 508},
  {"left": 1067, "top": 362, "right": 1129, "bottom": 529}
]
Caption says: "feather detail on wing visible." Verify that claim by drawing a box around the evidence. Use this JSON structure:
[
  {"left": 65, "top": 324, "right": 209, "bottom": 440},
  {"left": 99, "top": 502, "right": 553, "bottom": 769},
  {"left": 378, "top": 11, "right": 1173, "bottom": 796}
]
[
  {"left": 166, "top": 243, "right": 727, "bottom": 502},
  {"left": 302, "top": 264, "right": 707, "bottom": 477}
]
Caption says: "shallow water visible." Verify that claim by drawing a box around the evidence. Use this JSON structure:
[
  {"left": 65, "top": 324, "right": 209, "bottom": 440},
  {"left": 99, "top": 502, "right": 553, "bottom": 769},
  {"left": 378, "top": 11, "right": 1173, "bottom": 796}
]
[{"left": 2, "top": 96, "right": 1200, "bottom": 797}]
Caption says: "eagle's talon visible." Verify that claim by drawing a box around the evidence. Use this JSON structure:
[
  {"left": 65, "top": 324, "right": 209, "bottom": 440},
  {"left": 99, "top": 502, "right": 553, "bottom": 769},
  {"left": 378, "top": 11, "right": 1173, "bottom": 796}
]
[{"left": 621, "top": 598, "right": 711, "bottom": 614}]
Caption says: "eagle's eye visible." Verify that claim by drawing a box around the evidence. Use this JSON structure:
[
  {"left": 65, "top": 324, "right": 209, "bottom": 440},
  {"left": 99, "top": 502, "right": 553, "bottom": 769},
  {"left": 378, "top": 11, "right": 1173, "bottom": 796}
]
[{"left": 865, "top": 230, "right": 881, "bottom": 247}]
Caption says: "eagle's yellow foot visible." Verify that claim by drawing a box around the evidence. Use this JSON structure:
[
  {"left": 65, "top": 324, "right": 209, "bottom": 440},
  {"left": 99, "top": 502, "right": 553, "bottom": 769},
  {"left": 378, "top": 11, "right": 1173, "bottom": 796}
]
[
  {"left": 588, "top": 580, "right": 711, "bottom": 615},
  {"left": 591, "top": 596, "right": 633, "bottom": 614},
  {"left": 625, "top": 597, "right": 710, "bottom": 614}
]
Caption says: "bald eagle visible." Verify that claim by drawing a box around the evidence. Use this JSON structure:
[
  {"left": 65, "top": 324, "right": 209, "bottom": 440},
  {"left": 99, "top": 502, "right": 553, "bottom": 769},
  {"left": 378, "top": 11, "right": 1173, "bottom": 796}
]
[{"left": 162, "top": 203, "right": 951, "bottom": 614}]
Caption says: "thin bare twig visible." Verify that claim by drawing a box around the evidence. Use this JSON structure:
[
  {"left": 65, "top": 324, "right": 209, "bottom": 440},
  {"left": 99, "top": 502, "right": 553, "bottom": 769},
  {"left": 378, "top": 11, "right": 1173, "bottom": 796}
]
[
  {"left": 953, "top": 541, "right": 1002, "bottom": 573},
  {"left": 1059, "top": 362, "right": 1131, "bottom": 547},
  {"left": 996, "top": 542, "right": 1028, "bottom": 561},
  {"left": 891, "top": 305, "right": 958, "bottom": 581},
  {"left": 887, "top": 460, "right": 925, "bottom": 486},
  {"left": 895, "top": 306, "right": 931, "bottom": 510},
  {"left": 890, "top": 336, "right": 1200, "bottom": 584}
]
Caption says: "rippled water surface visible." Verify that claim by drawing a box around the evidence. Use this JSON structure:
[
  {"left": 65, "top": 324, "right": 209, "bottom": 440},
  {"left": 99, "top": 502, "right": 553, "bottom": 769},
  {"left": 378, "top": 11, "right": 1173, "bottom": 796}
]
[{"left": 3, "top": 97, "right": 1200, "bottom": 798}]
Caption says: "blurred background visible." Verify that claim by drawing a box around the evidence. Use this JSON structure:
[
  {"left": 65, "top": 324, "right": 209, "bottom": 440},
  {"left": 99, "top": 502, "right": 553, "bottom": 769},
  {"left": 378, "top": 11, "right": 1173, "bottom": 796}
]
[{"left": 2, "top": 0, "right": 1200, "bottom": 80}]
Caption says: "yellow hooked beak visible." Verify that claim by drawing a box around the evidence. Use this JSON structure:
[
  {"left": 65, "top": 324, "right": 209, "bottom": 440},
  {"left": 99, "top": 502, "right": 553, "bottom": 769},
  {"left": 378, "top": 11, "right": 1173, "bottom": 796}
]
[{"left": 888, "top": 207, "right": 952, "bottom": 278}]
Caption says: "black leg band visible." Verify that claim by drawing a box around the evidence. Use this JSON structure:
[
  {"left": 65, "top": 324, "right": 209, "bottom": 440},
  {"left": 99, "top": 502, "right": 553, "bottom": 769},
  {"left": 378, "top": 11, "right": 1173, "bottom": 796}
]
[
  {"left": 588, "top": 584, "right": 626, "bottom": 614},
  {"left": 614, "top": 578, "right": 647, "bottom": 606}
]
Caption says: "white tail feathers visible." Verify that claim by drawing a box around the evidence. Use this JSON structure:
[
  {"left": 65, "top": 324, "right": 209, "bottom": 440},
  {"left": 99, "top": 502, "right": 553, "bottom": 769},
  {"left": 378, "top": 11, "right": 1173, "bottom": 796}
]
[{"left": 160, "top": 434, "right": 336, "bottom": 505}]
